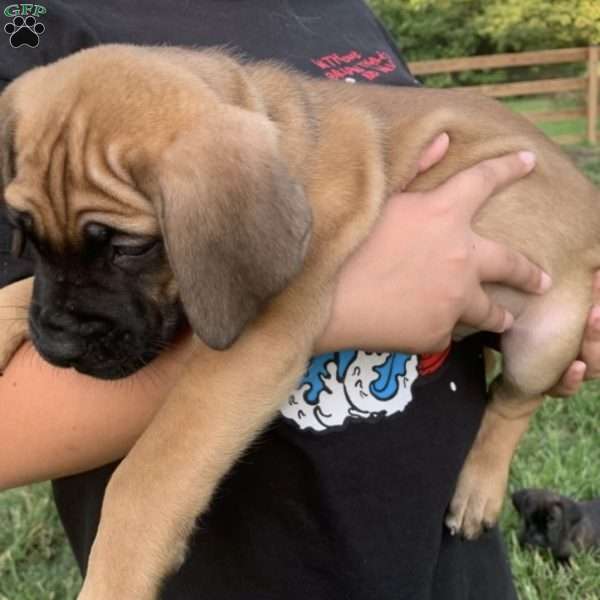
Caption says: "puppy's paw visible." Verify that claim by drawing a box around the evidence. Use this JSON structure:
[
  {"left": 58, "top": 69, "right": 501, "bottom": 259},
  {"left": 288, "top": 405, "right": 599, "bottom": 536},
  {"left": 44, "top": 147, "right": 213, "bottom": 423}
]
[
  {"left": 445, "top": 446, "right": 509, "bottom": 540},
  {"left": 0, "top": 278, "right": 32, "bottom": 373}
]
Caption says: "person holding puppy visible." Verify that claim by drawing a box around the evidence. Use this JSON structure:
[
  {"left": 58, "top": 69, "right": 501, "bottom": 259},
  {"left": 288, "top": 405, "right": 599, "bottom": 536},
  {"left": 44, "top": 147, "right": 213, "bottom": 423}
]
[{"left": 1, "top": 1, "right": 600, "bottom": 598}]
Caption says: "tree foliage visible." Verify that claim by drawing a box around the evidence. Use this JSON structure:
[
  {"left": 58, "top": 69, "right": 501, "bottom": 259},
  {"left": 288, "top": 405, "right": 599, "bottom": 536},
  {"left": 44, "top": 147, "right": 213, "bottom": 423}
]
[
  {"left": 368, "top": 0, "right": 599, "bottom": 85},
  {"left": 477, "top": 0, "right": 600, "bottom": 51},
  {"left": 369, "top": 0, "right": 600, "bottom": 59},
  {"left": 369, "top": 1, "right": 480, "bottom": 61}
]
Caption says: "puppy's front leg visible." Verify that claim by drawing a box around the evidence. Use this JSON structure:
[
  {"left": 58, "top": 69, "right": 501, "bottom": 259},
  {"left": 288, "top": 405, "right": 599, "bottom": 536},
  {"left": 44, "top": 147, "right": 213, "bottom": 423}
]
[
  {"left": 0, "top": 276, "right": 32, "bottom": 372},
  {"left": 77, "top": 301, "right": 322, "bottom": 600}
]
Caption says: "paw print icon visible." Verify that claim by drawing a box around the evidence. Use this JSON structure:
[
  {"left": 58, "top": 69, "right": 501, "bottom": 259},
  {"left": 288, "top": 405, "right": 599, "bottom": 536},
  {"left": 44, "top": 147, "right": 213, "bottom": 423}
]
[{"left": 5, "top": 15, "right": 45, "bottom": 48}]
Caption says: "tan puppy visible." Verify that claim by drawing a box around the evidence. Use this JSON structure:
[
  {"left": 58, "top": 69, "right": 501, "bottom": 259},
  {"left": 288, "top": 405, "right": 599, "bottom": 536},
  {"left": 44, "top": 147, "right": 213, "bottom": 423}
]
[{"left": 0, "top": 45, "right": 598, "bottom": 599}]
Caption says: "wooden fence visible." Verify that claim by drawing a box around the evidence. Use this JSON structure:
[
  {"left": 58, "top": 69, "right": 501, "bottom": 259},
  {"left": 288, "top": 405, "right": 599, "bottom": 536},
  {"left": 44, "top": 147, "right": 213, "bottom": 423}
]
[{"left": 408, "top": 47, "right": 599, "bottom": 145}]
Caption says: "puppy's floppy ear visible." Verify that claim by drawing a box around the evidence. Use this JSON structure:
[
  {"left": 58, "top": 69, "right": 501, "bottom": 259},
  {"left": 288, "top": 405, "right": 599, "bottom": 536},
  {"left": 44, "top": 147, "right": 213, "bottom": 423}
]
[
  {"left": 548, "top": 499, "right": 582, "bottom": 529},
  {"left": 154, "top": 106, "right": 311, "bottom": 350},
  {"left": 547, "top": 498, "right": 583, "bottom": 560}
]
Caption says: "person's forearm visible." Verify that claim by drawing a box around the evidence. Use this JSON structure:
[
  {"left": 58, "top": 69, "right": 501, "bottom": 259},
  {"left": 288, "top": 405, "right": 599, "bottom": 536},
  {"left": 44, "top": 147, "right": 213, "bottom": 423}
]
[
  {"left": 0, "top": 298, "right": 385, "bottom": 489},
  {"left": 0, "top": 302, "right": 340, "bottom": 490},
  {"left": 0, "top": 149, "right": 540, "bottom": 488},
  {"left": 0, "top": 336, "right": 192, "bottom": 490},
  {"left": 0, "top": 147, "right": 580, "bottom": 490}
]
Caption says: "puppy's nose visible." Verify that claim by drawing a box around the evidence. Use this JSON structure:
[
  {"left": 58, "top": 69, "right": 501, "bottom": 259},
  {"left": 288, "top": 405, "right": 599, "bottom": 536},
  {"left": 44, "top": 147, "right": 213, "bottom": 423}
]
[
  {"left": 78, "top": 319, "right": 111, "bottom": 337},
  {"left": 39, "top": 306, "right": 81, "bottom": 333},
  {"left": 39, "top": 307, "right": 110, "bottom": 337},
  {"left": 38, "top": 333, "right": 87, "bottom": 366},
  {"left": 34, "top": 308, "right": 90, "bottom": 366}
]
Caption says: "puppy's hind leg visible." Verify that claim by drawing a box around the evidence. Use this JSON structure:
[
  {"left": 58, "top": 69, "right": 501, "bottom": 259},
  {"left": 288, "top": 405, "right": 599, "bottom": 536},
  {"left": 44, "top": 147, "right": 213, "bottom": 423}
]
[
  {"left": 445, "top": 379, "right": 543, "bottom": 540},
  {"left": 446, "top": 283, "right": 590, "bottom": 540}
]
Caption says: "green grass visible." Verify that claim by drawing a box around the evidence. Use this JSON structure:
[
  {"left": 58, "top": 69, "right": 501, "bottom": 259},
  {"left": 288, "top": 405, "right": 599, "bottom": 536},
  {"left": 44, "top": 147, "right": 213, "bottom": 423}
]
[
  {"left": 503, "top": 94, "right": 597, "bottom": 141},
  {"left": 0, "top": 485, "right": 81, "bottom": 599},
  {"left": 1, "top": 110, "right": 600, "bottom": 600}
]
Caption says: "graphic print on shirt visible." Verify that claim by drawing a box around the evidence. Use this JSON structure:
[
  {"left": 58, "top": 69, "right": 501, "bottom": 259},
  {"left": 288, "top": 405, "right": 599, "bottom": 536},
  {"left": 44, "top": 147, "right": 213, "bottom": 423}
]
[
  {"left": 310, "top": 49, "right": 398, "bottom": 82},
  {"left": 280, "top": 349, "right": 449, "bottom": 433}
]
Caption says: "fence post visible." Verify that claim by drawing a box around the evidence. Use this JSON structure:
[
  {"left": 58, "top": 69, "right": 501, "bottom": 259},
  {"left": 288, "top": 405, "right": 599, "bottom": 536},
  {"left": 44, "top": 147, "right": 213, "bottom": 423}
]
[{"left": 587, "top": 45, "right": 598, "bottom": 145}]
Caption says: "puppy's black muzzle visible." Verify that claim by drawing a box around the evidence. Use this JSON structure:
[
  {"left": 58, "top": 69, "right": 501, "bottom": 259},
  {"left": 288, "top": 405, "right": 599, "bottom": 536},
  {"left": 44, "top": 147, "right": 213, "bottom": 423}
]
[
  {"left": 29, "top": 270, "right": 183, "bottom": 380},
  {"left": 30, "top": 300, "right": 149, "bottom": 379},
  {"left": 25, "top": 229, "right": 184, "bottom": 380}
]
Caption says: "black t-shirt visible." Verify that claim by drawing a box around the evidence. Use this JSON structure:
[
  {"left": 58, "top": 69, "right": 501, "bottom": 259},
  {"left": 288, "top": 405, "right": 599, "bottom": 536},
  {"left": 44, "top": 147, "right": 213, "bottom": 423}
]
[{"left": 0, "top": 2, "right": 517, "bottom": 598}]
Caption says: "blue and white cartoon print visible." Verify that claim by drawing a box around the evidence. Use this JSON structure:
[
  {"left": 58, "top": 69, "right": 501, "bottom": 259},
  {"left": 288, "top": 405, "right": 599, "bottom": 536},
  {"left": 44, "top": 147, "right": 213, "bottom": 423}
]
[{"left": 281, "top": 350, "right": 420, "bottom": 433}]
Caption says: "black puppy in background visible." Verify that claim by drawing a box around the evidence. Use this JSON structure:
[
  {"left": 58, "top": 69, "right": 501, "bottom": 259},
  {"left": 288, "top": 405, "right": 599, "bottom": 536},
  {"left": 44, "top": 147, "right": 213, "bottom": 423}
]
[{"left": 512, "top": 489, "right": 600, "bottom": 562}]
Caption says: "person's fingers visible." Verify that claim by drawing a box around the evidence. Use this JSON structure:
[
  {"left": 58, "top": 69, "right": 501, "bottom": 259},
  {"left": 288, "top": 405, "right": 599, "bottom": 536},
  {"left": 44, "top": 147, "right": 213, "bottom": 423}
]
[
  {"left": 581, "top": 303, "right": 600, "bottom": 380},
  {"left": 475, "top": 237, "right": 551, "bottom": 295},
  {"left": 460, "top": 287, "right": 513, "bottom": 333},
  {"left": 548, "top": 360, "right": 586, "bottom": 397},
  {"left": 417, "top": 132, "right": 450, "bottom": 174},
  {"left": 436, "top": 151, "right": 536, "bottom": 218}
]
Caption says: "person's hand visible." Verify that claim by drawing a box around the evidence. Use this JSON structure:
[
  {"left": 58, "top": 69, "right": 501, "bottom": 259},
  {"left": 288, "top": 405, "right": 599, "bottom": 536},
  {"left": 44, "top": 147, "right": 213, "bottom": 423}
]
[
  {"left": 547, "top": 270, "right": 600, "bottom": 396},
  {"left": 317, "top": 134, "right": 551, "bottom": 354}
]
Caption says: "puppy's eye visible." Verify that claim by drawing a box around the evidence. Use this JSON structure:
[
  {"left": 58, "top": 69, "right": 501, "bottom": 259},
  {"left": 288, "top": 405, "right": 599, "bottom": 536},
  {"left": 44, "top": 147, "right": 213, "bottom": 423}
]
[
  {"left": 112, "top": 236, "right": 158, "bottom": 268},
  {"left": 85, "top": 222, "right": 111, "bottom": 243},
  {"left": 113, "top": 241, "right": 157, "bottom": 257}
]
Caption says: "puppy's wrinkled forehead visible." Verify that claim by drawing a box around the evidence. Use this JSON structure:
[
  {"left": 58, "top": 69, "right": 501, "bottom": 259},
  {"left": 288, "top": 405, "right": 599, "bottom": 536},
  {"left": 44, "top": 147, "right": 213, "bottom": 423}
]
[{"left": 2, "top": 45, "right": 209, "bottom": 250}]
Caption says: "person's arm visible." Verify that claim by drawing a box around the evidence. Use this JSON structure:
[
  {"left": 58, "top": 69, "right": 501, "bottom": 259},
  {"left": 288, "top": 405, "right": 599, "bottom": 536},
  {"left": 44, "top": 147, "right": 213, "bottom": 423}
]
[
  {"left": 0, "top": 332, "right": 194, "bottom": 489},
  {"left": 2, "top": 296, "right": 599, "bottom": 491},
  {"left": 0, "top": 145, "right": 595, "bottom": 490}
]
